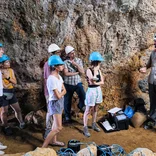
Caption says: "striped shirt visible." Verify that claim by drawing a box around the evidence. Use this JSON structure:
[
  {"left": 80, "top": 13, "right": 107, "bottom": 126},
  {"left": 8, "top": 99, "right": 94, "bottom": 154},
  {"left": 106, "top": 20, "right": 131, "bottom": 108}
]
[{"left": 64, "top": 57, "right": 83, "bottom": 85}]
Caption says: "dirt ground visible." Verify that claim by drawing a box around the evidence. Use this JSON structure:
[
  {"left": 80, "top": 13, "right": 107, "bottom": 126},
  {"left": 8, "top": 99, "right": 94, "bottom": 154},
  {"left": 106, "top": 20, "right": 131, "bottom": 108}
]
[{"left": 0, "top": 117, "right": 156, "bottom": 155}]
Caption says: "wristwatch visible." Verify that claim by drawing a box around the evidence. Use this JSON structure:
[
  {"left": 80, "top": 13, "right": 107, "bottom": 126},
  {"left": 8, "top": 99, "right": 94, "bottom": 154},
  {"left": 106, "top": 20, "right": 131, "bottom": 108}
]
[{"left": 6, "top": 77, "right": 10, "bottom": 80}]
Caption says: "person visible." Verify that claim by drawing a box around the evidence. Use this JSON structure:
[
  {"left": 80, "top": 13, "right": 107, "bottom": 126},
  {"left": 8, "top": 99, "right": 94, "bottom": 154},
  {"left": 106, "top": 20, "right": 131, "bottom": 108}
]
[
  {"left": 0, "top": 54, "right": 25, "bottom": 136},
  {"left": 63, "top": 45, "right": 85, "bottom": 122},
  {"left": 0, "top": 43, "right": 4, "bottom": 104},
  {"left": 42, "top": 55, "right": 66, "bottom": 147},
  {"left": 140, "top": 33, "right": 156, "bottom": 117},
  {"left": 43, "top": 43, "right": 62, "bottom": 139},
  {"left": 83, "top": 52, "right": 104, "bottom": 137},
  {"left": 0, "top": 43, "right": 7, "bottom": 155}
]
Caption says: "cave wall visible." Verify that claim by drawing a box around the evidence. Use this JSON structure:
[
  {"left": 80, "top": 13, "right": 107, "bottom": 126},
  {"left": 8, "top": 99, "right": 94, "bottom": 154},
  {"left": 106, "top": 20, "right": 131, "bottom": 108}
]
[{"left": 0, "top": 0, "right": 156, "bottom": 113}]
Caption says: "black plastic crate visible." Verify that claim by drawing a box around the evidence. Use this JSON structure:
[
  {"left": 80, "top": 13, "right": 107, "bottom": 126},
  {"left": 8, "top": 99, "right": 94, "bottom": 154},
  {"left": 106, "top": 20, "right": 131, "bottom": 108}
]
[{"left": 113, "top": 114, "right": 129, "bottom": 130}]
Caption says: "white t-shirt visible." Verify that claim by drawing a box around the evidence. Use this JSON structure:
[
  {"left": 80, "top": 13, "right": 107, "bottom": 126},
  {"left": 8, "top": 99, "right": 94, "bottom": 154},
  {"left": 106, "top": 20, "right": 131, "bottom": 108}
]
[
  {"left": 0, "top": 71, "right": 3, "bottom": 96},
  {"left": 47, "top": 75, "right": 63, "bottom": 101}
]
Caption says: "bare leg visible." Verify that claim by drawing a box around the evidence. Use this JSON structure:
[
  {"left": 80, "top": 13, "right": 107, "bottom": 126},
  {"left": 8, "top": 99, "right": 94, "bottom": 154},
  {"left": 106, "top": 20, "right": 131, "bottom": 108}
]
[
  {"left": 42, "top": 114, "right": 62, "bottom": 148},
  {"left": 51, "top": 110, "right": 63, "bottom": 143},
  {"left": 92, "top": 104, "right": 100, "bottom": 132},
  {"left": 1, "top": 106, "right": 9, "bottom": 126},
  {"left": 83, "top": 106, "right": 91, "bottom": 126},
  {"left": 42, "top": 129, "right": 58, "bottom": 147},
  {"left": 11, "top": 102, "right": 24, "bottom": 124},
  {"left": 92, "top": 105, "right": 98, "bottom": 123},
  {"left": 51, "top": 119, "right": 57, "bottom": 143},
  {"left": 83, "top": 106, "right": 92, "bottom": 137}
]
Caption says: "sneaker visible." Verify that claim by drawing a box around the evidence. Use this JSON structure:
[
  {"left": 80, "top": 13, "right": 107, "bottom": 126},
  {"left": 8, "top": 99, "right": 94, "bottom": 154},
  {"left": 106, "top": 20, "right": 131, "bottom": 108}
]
[
  {"left": 83, "top": 126, "right": 91, "bottom": 137},
  {"left": 19, "top": 122, "right": 26, "bottom": 129},
  {"left": 2, "top": 127, "right": 13, "bottom": 136},
  {"left": 0, "top": 143, "right": 7, "bottom": 150},
  {"left": 92, "top": 122, "right": 101, "bottom": 132},
  {"left": 0, "top": 150, "right": 5, "bottom": 155}
]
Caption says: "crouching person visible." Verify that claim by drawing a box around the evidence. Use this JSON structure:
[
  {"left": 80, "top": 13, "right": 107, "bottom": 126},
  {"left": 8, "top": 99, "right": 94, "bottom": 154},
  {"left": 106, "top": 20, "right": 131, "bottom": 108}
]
[
  {"left": 0, "top": 55, "right": 25, "bottom": 136},
  {"left": 42, "top": 55, "right": 66, "bottom": 148}
]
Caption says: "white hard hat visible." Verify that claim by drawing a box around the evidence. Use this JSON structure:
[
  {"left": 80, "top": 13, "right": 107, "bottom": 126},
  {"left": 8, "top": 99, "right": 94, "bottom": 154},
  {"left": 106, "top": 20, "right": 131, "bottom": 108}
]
[
  {"left": 154, "top": 33, "right": 156, "bottom": 41},
  {"left": 65, "top": 45, "right": 74, "bottom": 54},
  {"left": 48, "top": 44, "right": 61, "bottom": 53}
]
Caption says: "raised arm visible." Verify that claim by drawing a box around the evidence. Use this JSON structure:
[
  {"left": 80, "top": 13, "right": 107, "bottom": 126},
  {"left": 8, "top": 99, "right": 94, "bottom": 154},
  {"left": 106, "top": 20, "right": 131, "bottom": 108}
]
[
  {"left": 63, "top": 68, "right": 79, "bottom": 76},
  {"left": 71, "top": 59, "right": 84, "bottom": 74}
]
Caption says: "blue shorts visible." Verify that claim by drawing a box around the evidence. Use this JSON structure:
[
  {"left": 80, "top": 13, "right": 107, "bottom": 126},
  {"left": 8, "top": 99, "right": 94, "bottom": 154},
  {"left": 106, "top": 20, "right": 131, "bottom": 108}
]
[
  {"left": 85, "top": 86, "right": 103, "bottom": 106},
  {"left": 48, "top": 97, "right": 64, "bottom": 115}
]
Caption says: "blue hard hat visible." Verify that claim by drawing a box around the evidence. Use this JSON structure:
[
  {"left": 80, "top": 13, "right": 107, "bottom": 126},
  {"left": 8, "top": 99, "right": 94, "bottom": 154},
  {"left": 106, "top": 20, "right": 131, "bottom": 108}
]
[
  {"left": 48, "top": 55, "right": 64, "bottom": 66},
  {"left": 0, "top": 55, "right": 10, "bottom": 63},
  {"left": 89, "top": 51, "right": 104, "bottom": 61},
  {"left": 0, "top": 43, "right": 3, "bottom": 47}
]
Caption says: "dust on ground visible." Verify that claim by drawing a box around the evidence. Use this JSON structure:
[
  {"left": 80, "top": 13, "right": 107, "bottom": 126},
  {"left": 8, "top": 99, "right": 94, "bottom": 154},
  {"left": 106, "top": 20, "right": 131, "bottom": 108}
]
[{"left": 0, "top": 118, "right": 156, "bottom": 155}]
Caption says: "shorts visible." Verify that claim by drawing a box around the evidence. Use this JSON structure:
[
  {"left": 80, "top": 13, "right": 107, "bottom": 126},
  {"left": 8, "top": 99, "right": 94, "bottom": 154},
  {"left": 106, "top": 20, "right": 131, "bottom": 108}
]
[
  {"left": 48, "top": 97, "right": 64, "bottom": 115},
  {"left": 3, "top": 94, "right": 18, "bottom": 107},
  {"left": 85, "top": 86, "right": 103, "bottom": 106},
  {"left": 0, "top": 96, "right": 4, "bottom": 107}
]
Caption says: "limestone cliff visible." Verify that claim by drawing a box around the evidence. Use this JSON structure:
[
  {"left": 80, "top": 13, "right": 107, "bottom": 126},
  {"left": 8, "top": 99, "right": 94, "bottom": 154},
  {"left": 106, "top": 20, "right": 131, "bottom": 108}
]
[{"left": 0, "top": 0, "right": 156, "bottom": 113}]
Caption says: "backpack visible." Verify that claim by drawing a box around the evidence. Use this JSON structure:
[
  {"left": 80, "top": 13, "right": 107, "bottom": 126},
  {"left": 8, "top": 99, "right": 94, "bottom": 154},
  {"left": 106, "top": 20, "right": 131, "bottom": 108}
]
[{"left": 133, "top": 98, "right": 147, "bottom": 115}]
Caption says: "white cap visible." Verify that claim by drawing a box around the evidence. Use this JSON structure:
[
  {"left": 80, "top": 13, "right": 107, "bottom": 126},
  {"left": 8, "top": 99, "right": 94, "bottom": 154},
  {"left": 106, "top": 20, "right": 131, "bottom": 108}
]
[
  {"left": 48, "top": 44, "right": 61, "bottom": 53},
  {"left": 65, "top": 45, "right": 74, "bottom": 54}
]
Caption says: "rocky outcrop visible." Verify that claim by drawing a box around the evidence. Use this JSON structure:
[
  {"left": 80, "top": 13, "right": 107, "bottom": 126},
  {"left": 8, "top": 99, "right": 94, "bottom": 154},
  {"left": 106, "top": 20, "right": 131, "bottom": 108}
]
[{"left": 0, "top": 0, "right": 156, "bottom": 113}]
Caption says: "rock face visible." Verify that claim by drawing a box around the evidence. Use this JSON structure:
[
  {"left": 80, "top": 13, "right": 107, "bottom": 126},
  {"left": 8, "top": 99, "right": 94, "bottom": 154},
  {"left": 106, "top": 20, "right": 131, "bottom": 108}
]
[{"left": 0, "top": 0, "right": 156, "bottom": 113}]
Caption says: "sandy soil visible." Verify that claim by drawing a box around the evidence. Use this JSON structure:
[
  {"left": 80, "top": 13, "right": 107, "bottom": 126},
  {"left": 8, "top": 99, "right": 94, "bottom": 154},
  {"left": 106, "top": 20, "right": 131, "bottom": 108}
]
[{"left": 0, "top": 118, "right": 156, "bottom": 155}]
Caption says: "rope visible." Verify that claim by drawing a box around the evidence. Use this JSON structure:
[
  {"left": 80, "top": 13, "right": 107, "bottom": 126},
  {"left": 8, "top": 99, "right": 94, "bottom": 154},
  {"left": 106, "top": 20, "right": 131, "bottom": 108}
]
[
  {"left": 111, "top": 144, "right": 127, "bottom": 156},
  {"left": 97, "top": 144, "right": 113, "bottom": 156},
  {"left": 57, "top": 141, "right": 126, "bottom": 156},
  {"left": 86, "top": 146, "right": 94, "bottom": 156},
  {"left": 57, "top": 147, "right": 76, "bottom": 156},
  {"left": 57, "top": 141, "right": 96, "bottom": 156},
  {"left": 97, "top": 144, "right": 127, "bottom": 156}
]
